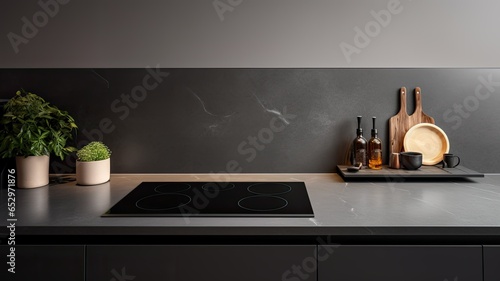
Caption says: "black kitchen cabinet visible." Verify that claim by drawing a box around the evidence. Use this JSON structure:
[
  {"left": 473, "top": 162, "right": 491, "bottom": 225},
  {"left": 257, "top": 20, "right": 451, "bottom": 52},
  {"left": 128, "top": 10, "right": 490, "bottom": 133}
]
[
  {"left": 484, "top": 245, "right": 500, "bottom": 281},
  {"left": 0, "top": 245, "right": 85, "bottom": 281},
  {"left": 87, "top": 245, "right": 316, "bottom": 281},
  {"left": 318, "top": 245, "right": 482, "bottom": 281}
]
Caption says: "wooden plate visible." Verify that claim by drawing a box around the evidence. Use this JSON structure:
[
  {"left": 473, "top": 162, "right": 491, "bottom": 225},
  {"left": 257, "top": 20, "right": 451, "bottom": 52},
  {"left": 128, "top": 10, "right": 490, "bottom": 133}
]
[{"left": 403, "top": 123, "right": 450, "bottom": 165}]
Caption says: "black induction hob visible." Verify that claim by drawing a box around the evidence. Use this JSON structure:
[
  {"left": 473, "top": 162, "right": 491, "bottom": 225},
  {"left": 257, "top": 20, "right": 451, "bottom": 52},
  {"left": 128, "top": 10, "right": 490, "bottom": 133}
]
[{"left": 103, "top": 182, "right": 314, "bottom": 217}]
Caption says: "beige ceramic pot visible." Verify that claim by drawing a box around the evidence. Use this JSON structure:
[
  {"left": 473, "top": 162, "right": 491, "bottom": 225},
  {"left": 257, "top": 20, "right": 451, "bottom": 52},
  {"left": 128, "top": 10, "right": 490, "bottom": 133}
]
[
  {"left": 16, "top": 155, "right": 50, "bottom": 188},
  {"left": 76, "top": 158, "right": 110, "bottom": 185}
]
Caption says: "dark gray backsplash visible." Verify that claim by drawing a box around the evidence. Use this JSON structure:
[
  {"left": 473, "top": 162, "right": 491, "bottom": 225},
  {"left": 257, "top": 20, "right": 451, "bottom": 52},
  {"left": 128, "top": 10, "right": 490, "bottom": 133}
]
[{"left": 1, "top": 68, "right": 499, "bottom": 173}]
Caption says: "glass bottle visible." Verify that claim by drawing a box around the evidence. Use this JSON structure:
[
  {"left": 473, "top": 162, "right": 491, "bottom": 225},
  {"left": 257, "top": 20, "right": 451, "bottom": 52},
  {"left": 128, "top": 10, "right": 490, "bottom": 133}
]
[
  {"left": 368, "top": 117, "right": 382, "bottom": 170},
  {"left": 352, "top": 116, "right": 367, "bottom": 167}
]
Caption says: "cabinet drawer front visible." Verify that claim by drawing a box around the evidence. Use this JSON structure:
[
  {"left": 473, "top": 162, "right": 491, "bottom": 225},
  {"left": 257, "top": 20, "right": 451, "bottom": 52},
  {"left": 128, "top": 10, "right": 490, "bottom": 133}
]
[
  {"left": 484, "top": 245, "right": 500, "bottom": 281},
  {"left": 87, "top": 245, "right": 316, "bottom": 281},
  {"left": 0, "top": 245, "right": 84, "bottom": 281},
  {"left": 318, "top": 245, "right": 482, "bottom": 281}
]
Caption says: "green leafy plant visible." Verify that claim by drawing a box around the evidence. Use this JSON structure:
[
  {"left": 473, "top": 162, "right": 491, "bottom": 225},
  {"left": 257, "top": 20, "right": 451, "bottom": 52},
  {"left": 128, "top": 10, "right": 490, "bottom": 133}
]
[
  {"left": 77, "top": 141, "right": 111, "bottom": 162},
  {"left": 0, "top": 90, "right": 78, "bottom": 160}
]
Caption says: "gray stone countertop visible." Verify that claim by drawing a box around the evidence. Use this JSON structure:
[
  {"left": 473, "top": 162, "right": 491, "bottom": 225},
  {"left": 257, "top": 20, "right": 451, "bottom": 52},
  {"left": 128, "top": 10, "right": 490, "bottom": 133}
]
[{"left": 1, "top": 173, "right": 500, "bottom": 237}]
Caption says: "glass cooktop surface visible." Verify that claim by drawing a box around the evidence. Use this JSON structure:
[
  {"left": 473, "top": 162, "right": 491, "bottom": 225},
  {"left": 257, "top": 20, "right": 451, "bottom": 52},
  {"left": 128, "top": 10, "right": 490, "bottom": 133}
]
[{"left": 103, "top": 182, "right": 314, "bottom": 217}]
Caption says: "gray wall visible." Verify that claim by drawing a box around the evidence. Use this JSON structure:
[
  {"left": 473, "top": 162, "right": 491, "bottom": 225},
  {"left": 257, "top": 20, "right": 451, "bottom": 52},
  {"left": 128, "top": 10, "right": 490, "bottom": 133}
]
[{"left": 1, "top": 0, "right": 500, "bottom": 67}]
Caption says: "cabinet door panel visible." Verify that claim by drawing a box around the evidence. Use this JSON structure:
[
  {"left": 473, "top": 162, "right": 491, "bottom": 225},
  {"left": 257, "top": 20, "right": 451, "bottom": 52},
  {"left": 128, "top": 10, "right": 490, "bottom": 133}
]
[
  {"left": 484, "top": 245, "right": 500, "bottom": 281},
  {"left": 87, "top": 245, "right": 316, "bottom": 281},
  {"left": 318, "top": 245, "right": 481, "bottom": 281},
  {"left": 0, "top": 245, "right": 84, "bottom": 281}
]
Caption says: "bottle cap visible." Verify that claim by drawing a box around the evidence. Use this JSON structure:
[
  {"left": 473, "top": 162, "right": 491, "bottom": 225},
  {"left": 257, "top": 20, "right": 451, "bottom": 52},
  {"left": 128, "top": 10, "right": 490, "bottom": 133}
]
[
  {"left": 357, "top": 116, "right": 363, "bottom": 135},
  {"left": 371, "top": 116, "right": 377, "bottom": 136}
]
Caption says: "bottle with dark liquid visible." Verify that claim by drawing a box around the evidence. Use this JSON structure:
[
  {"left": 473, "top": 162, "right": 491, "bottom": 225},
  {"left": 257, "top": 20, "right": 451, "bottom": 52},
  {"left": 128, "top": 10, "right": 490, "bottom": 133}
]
[
  {"left": 368, "top": 116, "right": 382, "bottom": 170},
  {"left": 352, "top": 116, "right": 367, "bottom": 167}
]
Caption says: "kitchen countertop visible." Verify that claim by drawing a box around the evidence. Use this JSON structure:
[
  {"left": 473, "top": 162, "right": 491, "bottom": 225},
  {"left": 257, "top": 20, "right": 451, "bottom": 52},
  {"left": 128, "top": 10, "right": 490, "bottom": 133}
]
[{"left": 1, "top": 173, "right": 500, "bottom": 240}]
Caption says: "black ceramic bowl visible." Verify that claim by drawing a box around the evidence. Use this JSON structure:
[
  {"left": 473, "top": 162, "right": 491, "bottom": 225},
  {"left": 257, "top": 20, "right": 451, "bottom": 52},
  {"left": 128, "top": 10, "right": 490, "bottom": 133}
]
[{"left": 400, "top": 152, "right": 423, "bottom": 170}]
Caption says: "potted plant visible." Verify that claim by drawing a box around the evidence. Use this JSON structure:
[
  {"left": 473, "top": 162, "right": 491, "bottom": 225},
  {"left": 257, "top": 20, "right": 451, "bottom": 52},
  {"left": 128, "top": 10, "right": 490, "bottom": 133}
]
[
  {"left": 0, "top": 90, "right": 78, "bottom": 188},
  {"left": 76, "top": 141, "right": 111, "bottom": 185}
]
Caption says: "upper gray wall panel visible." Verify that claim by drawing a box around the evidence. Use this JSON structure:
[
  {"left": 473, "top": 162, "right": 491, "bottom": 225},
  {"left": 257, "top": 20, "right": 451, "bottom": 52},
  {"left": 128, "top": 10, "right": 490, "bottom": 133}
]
[{"left": 1, "top": 0, "right": 500, "bottom": 68}]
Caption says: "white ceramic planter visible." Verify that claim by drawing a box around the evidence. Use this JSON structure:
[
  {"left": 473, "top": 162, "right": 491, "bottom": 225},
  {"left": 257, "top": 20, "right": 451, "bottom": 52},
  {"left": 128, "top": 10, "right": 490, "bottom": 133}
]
[
  {"left": 16, "top": 155, "right": 50, "bottom": 188},
  {"left": 76, "top": 158, "right": 110, "bottom": 185}
]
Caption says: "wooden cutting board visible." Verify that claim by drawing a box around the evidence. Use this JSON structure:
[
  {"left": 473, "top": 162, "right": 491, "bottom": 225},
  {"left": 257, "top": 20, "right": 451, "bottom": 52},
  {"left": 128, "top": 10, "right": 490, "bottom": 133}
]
[{"left": 389, "top": 87, "right": 435, "bottom": 154}]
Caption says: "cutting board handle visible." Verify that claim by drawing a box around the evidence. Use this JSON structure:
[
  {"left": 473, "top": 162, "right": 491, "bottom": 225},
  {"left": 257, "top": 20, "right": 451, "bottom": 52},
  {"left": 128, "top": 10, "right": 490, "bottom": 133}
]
[
  {"left": 415, "top": 87, "right": 422, "bottom": 114},
  {"left": 398, "top": 87, "right": 407, "bottom": 114}
]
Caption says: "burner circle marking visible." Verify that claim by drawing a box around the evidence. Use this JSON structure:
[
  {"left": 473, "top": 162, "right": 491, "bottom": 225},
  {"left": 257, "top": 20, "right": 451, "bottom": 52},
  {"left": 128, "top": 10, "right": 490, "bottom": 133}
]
[
  {"left": 154, "top": 183, "right": 191, "bottom": 193},
  {"left": 238, "top": 195, "right": 288, "bottom": 212},
  {"left": 135, "top": 193, "right": 192, "bottom": 211},
  {"left": 247, "top": 183, "right": 292, "bottom": 195}
]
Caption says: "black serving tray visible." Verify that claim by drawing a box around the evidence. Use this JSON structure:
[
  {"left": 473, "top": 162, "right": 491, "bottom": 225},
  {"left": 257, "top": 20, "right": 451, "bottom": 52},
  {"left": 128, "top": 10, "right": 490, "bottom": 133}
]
[{"left": 337, "top": 165, "right": 484, "bottom": 180}]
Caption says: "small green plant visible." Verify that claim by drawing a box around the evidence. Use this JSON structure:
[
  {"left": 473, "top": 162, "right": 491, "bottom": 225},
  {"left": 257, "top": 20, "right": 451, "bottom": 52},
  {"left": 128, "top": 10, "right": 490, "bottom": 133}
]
[
  {"left": 0, "top": 90, "right": 78, "bottom": 160},
  {"left": 77, "top": 141, "right": 111, "bottom": 162}
]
